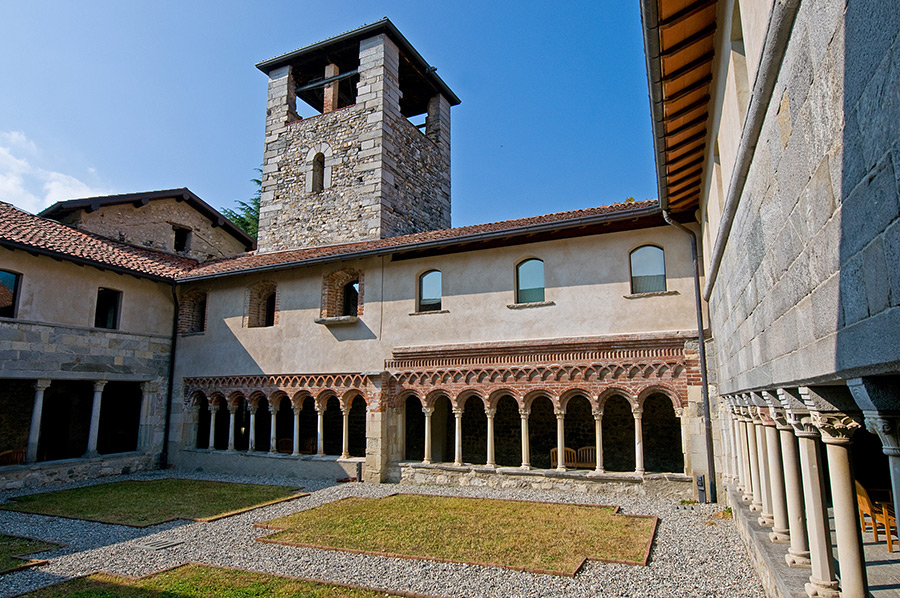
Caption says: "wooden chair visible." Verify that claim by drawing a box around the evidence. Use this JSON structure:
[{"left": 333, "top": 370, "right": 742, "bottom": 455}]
[
  {"left": 576, "top": 446, "right": 596, "bottom": 469},
  {"left": 0, "top": 448, "right": 25, "bottom": 466},
  {"left": 856, "top": 480, "right": 896, "bottom": 552},
  {"left": 300, "top": 437, "right": 316, "bottom": 454},
  {"left": 549, "top": 447, "right": 576, "bottom": 468},
  {"left": 276, "top": 438, "right": 293, "bottom": 453}
]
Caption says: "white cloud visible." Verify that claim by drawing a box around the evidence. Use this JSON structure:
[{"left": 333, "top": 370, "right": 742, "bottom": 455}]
[{"left": 0, "top": 131, "right": 112, "bottom": 214}]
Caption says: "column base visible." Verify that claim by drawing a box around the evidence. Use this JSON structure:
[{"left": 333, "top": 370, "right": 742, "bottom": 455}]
[
  {"left": 486, "top": 463, "right": 496, "bottom": 469},
  {"left": 742, "top": 492, "right": 754, "bottom": 502},
  {"left": 340, "top": 453, "right": 350, "bottom": 460},
  {"left": 805, "top": 579, "right": 839, "bottom": 598},
  {"left": 757, "top": 513, "right": 774, "bottom": 527},
  {"left": 768, "top": 528, "right": 790, "bottom": 543},
  {"left": 520, "top": 464, "right": 531, "bottom": 470},
  {"left": 785, "top": 551, "right": 811, "bottom": 568},
  {"left": 292, "top": 452, "right": 300, "bottom": 456},
  {"left": 269, "top": 450, "right": 278, "bottom": 455},
  {"left": 556, "top": 466, "right": 567, "bottom": 472},
  {"left": 423, "top": 459, "right": 432, "bottom": 465},
  {"left": 587, "top": 469, "right": 605, "bottom": 476},
  {"left": 83, "top": 450, "right": 99, "bottom": 459},
  {"left": 749, "top": 501, "right": 763, "bottom": 512}
]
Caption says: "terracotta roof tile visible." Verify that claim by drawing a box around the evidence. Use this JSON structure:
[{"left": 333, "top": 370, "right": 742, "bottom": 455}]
[
  {"left": 182, "top": 200, "right": 659, "bottom": 279},
  {"left": 0, "top": 201, "right": 197, "bottom": 280}
]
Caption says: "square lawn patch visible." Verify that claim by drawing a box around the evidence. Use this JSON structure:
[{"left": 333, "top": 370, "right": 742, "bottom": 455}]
[
  {"left": 257, "top": 494, "right": 657, "bottom": 575},
  {"left": 17, "top": 563, "right": 406, "bottom": 597},
  {"left": 1, "top": 479, "right": 303, "bottom": 527},
  {"left": 0, "top": 534, "right": 60, "bottom": 574}
]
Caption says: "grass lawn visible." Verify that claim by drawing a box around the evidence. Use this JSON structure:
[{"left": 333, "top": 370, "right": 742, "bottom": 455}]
[
  {"left": 20, "top": 563, "right": 402, "bottom": 597},
  {"left": 1, "top": 479, "right": 301, "bottom": 527},
  {"left": 258, "top": 494, "right": 657, "bottom": 575},
  {"left": 0, "top": 534, "right": 59, "bottom": 573}
]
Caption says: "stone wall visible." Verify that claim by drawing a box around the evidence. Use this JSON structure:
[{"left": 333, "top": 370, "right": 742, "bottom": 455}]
[
  {"left": 60, "top": 197, "right": 249, "bottom": 261},
  {"left": 0, "top": 453, "right": 155, "bottom": 491},
  {"left": 257, "top": 34, "right": 451, "bottom": 254},
  {"left": 707, "top": 0, "right": 895, "bottom": 393}
]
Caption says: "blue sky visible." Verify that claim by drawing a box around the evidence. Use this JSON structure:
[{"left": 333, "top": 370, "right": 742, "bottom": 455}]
[{"left": 0, "top": 1, "right": 657, "bottom": 227}]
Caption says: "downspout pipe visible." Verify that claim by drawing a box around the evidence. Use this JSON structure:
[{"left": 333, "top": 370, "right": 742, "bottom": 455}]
[
  {"left": 160, "top": 282, "right": 179, "bottom": 469},
  {"left": 662, "top": 210, "right": 717, "bottom": 503}
]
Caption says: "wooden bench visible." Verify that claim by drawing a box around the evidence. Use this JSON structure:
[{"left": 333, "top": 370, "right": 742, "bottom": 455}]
[
  {"left": 576, "top": 446, "right": 596, "bottom": 469},
  {"left": 549, "top": 447, "right": 576, "bottom": 468},
  {"left": 0, "top": 448, "right": 26, "bottom": 466},
  {"left": 856, "top": 480, "right": 896, "bottom": 552}
]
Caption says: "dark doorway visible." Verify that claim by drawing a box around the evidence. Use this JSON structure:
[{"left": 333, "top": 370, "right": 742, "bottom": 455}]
[
  {"left": 213, "top": 399, "right": 230, "bottom": 449},
  {"left": 564, "top": 395, "right": 594, "bottom": 467},
  {"left": 323, "top": 396, "right": 342, "bottom": 455},
  {"left": 348, "top": 396, "right": 366, "bottom": 457},
  {"left": 195, "top": 393, "right": 210, "bottom": 449},
  {"left": 40, "top": 381, "right": 93, "bottom": 461},
  {"left": 297, "top": 396, "right": 317, "bottom": 453},
  {"left": 602, "top": 395, "right": 635, "bottom": 472},
  {"left": 461, "top": 396, "right": 487, "bottom": 465},
  {"left": 233, "top": 397, "right": 250, "bottom": 451},
  {"left": 528, "top": 396, "right": 556, "bottom": 470},
  {"left": 253, "top": 399, "right": 271, "bottom": 452},
  {"left": 433, "top": 395, "right": 452, "bottom": 463},
  {"left": 405, "top": 395, "right": 424, "bottom": 461},
  {"left": 274, "top": 396, "right": 293, "bottom": 453},
  {"left": 97, "top": 381, "right": 142, "bottom": 455},
  {"left": 495, "top": 395, "right": 521, "bottom": 467},
  {"left": 0, "top": 379, "right": 36, "bottom": 455},
  {"left": 642, "top": 394, "right": 684, "bottom": 473}
]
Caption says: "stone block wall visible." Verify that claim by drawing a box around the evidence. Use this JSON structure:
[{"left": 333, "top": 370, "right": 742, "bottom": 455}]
[
  {"left": 708, "top": 0, "right": 890, "bottom": 394},
  {"left": 257, "top": 34, "right": 451, "bottom": 254}
]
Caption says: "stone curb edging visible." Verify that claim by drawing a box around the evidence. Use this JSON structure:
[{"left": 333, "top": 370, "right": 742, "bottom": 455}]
[{"left": 0, "top": 532, "right": 62, "bottom": 576}]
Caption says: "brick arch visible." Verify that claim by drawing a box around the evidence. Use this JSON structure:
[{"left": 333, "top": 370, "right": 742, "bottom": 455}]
[
  {"left": 341, "top": 389, "right": 367, "bottom": 409},
  {"left": 597, "top": 387, "right": 637, "bottom": 410},
  {"left": 396, "top": 389, "right": 424, "bottom": 409},
  {"left": 315, "top": 389, "right": 338, "bottom": 410},
  {"left": 188, "top": 390, "right": 208, "bottom": 407},
  {"left": 523, "top": 389, "right": 557, "bottom": 410},
  {"left": 637, "top": 385, "right": 683, "bottom": 413},
  {"left": 248, "top": 390, "right": 268, "bottom": 409},
  {"left": 268, "top": 390, "right": 288, "bottom": 409},
  {"left": 244, "top": 280, "right": 278, "bottom": 328},
  {"left": 178, "top": 288, "right": 209, "bottom": 334},
  {"left": 226, "top": 391, "right": 246, "bottom": 408},
  {"left": 486, "top": 388, "right": 521, "bottom": 410},
  {"left": 321, "top": 268, "right": 364, "bottom": 318},
  {"left": 208, "top": 392, "right": 226, "bottom": 408},
  {"left": 455, "top": 389, "right": 486, "bottom": 411},
  {"left": 559, "top": 387, "right": 595, "bottom": 411},
  {"left": 424, "top": 389, "right": 450, "bottom": 409},
  {"left": 291, "top": 390, "right": 312, "bottom": 409}
]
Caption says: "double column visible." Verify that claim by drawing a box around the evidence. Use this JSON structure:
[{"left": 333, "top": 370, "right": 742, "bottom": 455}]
[{"left": 84, "top": 380, "right": 108, "bottom": 458}]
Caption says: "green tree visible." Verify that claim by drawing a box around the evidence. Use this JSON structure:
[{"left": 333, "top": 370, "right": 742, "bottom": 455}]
[{"left": 222, "top": 168, "right": 261, "bottom": 238}]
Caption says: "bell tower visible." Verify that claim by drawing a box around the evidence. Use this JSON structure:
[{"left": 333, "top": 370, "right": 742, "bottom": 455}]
[{"left": 255, "top": 18, "right": 460, "bottom": 253}]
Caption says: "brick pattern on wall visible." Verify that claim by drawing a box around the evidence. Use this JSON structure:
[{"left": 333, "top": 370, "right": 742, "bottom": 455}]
[
  {"left": 177, "top": 289, "right": 207, "bottom": 334},
  {"left": 243, "top": 281, "right": 278, "bottom": 328},
  {"left": 320, "top": 268, "right": 364, "bottom": 318}
]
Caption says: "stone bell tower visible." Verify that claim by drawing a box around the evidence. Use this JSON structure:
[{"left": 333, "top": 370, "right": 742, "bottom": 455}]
[{"left": 255, "top": 18, "right": 460, "bottom": 253}]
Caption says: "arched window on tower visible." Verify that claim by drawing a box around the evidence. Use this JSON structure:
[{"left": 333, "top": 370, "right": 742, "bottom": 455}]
[
  {"left": 312, "top": 152, "right": 325, "bottom": 192},
  {"left": 515, "top": 259, "right": 544, "bottom": 304},
  {"left": 630, "top": 245, "right": 666, "bottom": 294},
  {"left": 418, "top": 270, "right": 442, "bottom": 312}
]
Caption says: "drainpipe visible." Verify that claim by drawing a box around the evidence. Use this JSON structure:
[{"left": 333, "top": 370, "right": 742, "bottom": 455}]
[
  {"left": 662, "top": 210, "right": 717, "bottom": 503},
  {"left": 160, "top": 282, "right": 179, "bottom": 469}
]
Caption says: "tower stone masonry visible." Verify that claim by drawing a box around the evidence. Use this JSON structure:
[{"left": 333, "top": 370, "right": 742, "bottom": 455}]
[{"left": 256, "top": 19, "right": 459, "bottom": 253}]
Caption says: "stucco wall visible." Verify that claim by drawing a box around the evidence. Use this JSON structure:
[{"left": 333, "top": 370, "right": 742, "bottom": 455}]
[
  {"left": 1, "top": 247, "right": 173, "bottom": 336},
  {"left": 61, "top": 198, "right": 249, "bottom": 261},
  {"left": 173, "top": 224, "right": 700, "bottom": 381}
]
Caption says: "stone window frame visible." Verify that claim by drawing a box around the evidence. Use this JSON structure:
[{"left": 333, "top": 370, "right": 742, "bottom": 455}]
[
  {"left": 94, "top": 287, "right": 123, "bottom": 330},
  {"left": 305, "top": 143, "right": 335, "bottom": 193},
  {"left": 628, "top": 244, "right": 667, "bottom": 295},
  {"left": 318, "top": 268, "right": 364, "bottom": 324},
  {"left": 416, "top": 269, "right": 443, "bottom": 313},
  {"left": 245, "top": 281, "right": 278, "bottom": 328},
  {"left": 179, "top": 288, "right": 209, "bottom": 335},
  {"left": 0, "top": 268, "right": 22, "bottom": 319}
]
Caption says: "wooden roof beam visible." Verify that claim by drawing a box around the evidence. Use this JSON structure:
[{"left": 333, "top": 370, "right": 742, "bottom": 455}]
[
  {"left": 660, "top": 25, "right": 716, "bottom": 58},
  {"left": 658, "top": 0, "right": 717, "bottom": 30},
  {"left": 664, "top": 74, "right": 713, "bottom": 103},
  {"left": 662, "top": 51, "right": 715, "bottom": 83},
  {"left": 666, "top": 156, "right": 705, "bottom": 178},
  {"left": 665, "top": 131, "right": 706, "bottom": 154},
  {"left": 663, "top": 95, "right": 710, "bottom": 122},
  {"left": 665, "top": 114, "right": 708, "bottom": 138}
]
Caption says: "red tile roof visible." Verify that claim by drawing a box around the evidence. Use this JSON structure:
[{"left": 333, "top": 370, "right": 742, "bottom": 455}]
[
  {"left": 0, "top": 201, "right": 197, "bottom": 280},
  {"left": 182, "top": 200, "right": 660, "bottom": 279}
]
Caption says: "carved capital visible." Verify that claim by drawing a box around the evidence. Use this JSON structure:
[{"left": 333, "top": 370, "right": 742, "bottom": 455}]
[
  {"left": 519, "top": 408, "right": 531, "bottom": 418},
  {"left": 864, "top": 415, "right": 900, "bottom": 457},
  {"left": 790, "top": 414, "right": 819, "bottom": 439},
  {"left": 811, "top": 412, "right": 861, "bottom": 445},
  {"left": 93, "top": 380, "right": 108, "bottom": 393},
  {"left": 209, "top": 404, "right": 220, "bottom": 413},
  {"left": 268, "top": 403, "right": 279, "bottom": 414},
  {"left": 592, "top": 409, "right": 603, "bottom": 420},
  {"left": 34, "top": 379, "right": 51, "bottom": 392},
  {"left": 292, "top": 405, "right": 302, "bottom": 415},
  {"left": 758, "top": 408, "right": 777, "bottom": 427},
  {"left": 485, "top": 407, "right": 497, "bottom": 418},
  {"left": 452, "top": 407, "right": 463, "bottom": 417},
  {"left": 422, "top": 406, "right": 434, "bottom": 416}
]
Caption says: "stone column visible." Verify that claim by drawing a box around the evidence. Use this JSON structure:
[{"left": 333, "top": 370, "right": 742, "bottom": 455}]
[
  {"left": 746, "top": 412, "right": 763, "bottom": 511},
  {"left": 137, "top": 382, "right": 152, "bottom": 451},
  {"left": 814, "top": 413, "right": 867, "bottom": 598},
  {"left": 731, "top": 411, "right": 743, "bottom": 486},
  {"left": 633, "top": 406, "right": 644, "bottom": 474},
  {"left": 227, "top": 404, "right": 237, "bottom": 451},
  {"left": 316, "top": 403, "right": 325, "bottom": 457},
  {"left": 795, "top": 419, "right": 839, "bottom": 598},
  {"left": 452, "top": 407, "right": 463, "bottom": 466},
  {"left": 208, "top": 404, "right": 219, "bottom": 450},
  {"left": 864, "top": 415, "right": 900, "bottom": 525},
  {"left": 519, "top": 408, "right": 531, "bottom": 469},
  {"left": 341, "top": 406, "right": 350, "bottom": 459},
  {"left": 26, "top": 379, "right": 51, "bottom": 463},
  {"left": 292, "top": 403, "right": 301, "bottom": 456},
  {"left": 268, "top": 402, "right": 278, "bottom": 454},
  {"left": 485, "top": 407, "right": 496, "bottom": 467},
  {"left": 765, "top": 412, "right": 790, "bottom": 543},
  {"left": 84, "top": 380, "right": 107, "bottom": 458},
  {"left": 780, "top": 415, "right": 810, "bottom": 566},
  {"left": 555, "top": 408, "right": 566, "bottom": 471},
  {"left": 591, "top": 409, "right": 604, "bottom": 474},
  {"left": 739, "top": 414, "right": 753, "bottom": 498},
  {"left": 248, "top": 403, "right": 257, "bottom": 452},
  {"left": 422, "top": 406, "right": 434, "bottom": 464},
  {"left": 755, "top": 412, "right": 774, "bottom": 526}
]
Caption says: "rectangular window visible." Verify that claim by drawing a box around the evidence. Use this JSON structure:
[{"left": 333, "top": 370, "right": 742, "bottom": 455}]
[
  {"left": 94, "top": 288, "right": 122, "bottom": 329},
  {"left": 173, "top": 227, "right": 192, "bottom": 252},
  {"left": 0, "top": 270, "right": 21, "bottom": 318}
]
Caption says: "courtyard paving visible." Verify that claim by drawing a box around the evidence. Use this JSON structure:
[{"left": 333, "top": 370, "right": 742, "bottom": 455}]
[{"left": 0, "top": 471, "right": 764, "bottom": 598}]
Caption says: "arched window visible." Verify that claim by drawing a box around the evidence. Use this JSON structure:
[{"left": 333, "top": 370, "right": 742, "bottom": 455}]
[
  {"left": 311, "top": 152, "right": 325, "bottom": 192},
  {"left": 630, "top": 245, "right": 666, "bottom": 293},
  {"left": 320, "top": 269, "right": 364, "bottom": 319},
  {"left": 515, "top": 259, "right": 544, "bottom": 304},
  {"left": 246, "top": 281, "right": 277, "bottom": 328},
  {"left": 418, "top": 270, "right": 442, "bottom": 312}
]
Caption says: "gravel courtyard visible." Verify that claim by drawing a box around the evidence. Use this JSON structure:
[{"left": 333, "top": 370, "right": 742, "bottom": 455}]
[{"left": 0, "top": 471, "right": 765, "bottom": 598}]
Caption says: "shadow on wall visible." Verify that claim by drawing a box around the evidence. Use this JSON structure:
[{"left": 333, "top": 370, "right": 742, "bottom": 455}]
[{"left": 836, "top": 0, "right": 900, "bottom": 382}]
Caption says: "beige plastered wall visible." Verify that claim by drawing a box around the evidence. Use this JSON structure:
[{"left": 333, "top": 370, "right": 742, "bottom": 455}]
[
  {"left": 173, "top": 224, "right": 701, "bottom": 381},
  {"left": 1, "top": 247, "right": 173, "bottom": 336}
]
